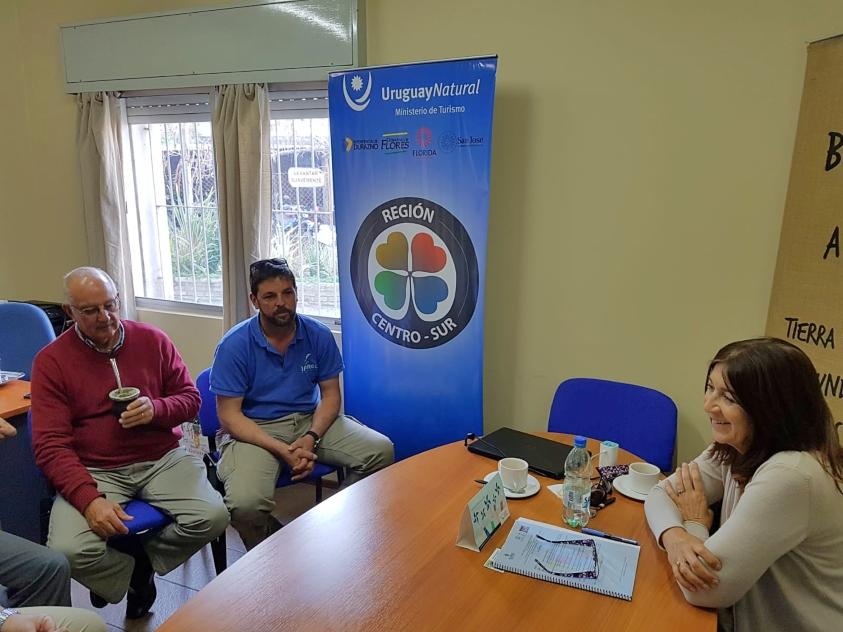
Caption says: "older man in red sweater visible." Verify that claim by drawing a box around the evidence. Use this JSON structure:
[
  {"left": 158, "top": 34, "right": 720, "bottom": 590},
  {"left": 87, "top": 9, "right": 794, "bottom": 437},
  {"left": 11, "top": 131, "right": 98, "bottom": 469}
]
[{"left": 31, "top": 267, "right": 228, "bottom": 620}]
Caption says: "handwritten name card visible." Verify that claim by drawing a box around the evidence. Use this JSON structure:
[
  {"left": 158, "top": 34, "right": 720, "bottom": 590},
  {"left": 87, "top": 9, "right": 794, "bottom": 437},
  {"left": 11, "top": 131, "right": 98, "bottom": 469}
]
[{"left": 456, "top": 472, "right": 510, "bottom": 552}]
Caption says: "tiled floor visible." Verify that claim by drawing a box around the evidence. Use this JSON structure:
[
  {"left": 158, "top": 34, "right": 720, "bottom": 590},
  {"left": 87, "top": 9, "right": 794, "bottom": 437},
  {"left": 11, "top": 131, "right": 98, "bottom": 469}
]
[{"left": 70, "top": 478, "right": 339, "bottom": 632}]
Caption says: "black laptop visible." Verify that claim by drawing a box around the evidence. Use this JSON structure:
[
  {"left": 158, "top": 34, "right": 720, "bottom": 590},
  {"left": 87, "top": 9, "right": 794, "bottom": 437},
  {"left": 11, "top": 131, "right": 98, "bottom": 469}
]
[{"left": 466, "top": 427, "right": 574, "bottom": 479}]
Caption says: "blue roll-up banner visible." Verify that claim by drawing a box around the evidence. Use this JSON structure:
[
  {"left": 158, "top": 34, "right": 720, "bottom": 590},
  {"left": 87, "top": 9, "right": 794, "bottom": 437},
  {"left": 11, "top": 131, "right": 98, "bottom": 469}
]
[{"left": 328, "top": 56, "right": 497, "bottom": 460}]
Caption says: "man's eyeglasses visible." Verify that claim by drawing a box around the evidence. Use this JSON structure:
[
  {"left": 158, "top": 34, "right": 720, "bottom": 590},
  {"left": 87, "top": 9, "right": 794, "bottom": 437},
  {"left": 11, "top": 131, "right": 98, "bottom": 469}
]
[{"left": 70, "top": 296, "right": 120, "bottom": 318}]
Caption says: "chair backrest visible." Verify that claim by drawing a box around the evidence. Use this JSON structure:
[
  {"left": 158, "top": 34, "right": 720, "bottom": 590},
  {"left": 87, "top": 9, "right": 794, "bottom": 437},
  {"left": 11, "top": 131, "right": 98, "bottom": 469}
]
[
  {"left": 24, "top": 411, "right": 56, "bottom": 544},
  {"left": 195, "top": 368, "right": 220, "bottom": 438},
  {"left": 548, "top": 378, "right": 677, "bottom": 471},
  {"left": 0, "top": 303, "right": 56, "bottom": 379}
]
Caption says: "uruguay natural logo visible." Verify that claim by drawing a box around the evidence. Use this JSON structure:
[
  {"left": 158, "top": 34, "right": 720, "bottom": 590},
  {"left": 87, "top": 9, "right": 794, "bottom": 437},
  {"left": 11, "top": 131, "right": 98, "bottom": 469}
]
[
  {"left": 351, "top": 197, "right": 479, "bottom": 349},
  {"left": 342, "top": 72, "right": 372, "bottom": 112}
]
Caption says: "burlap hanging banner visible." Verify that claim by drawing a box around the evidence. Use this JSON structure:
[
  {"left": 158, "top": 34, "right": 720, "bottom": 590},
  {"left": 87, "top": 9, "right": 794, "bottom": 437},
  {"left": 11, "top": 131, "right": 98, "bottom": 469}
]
[{"left": 767, "top": 35, "right": 843, "bottom": 425}]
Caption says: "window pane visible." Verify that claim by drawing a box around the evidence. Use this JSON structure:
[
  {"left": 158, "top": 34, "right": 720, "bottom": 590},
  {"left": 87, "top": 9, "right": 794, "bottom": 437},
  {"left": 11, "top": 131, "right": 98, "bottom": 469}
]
[
  {"left": 125, "top": 88, "right": 337, "bottom": 319},
  {"left": 270, "top": 114, "right": 339, "bottom": 319},
  {"left": 128, "top": 121, "right": 222, "bottom": 306}
]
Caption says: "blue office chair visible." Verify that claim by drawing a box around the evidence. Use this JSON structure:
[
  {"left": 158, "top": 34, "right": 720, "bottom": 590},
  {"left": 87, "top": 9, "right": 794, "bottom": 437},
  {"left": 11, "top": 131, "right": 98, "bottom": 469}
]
[
  {"left": 0, "top": 303, "right": 56, "bottom": 379},
  {"left": 90, "top": 500, "right": 173, "bottom": 614},
  {"left": 548, "top": 378, "right": 678, "bottom": 472},
  {"left": 196, "top": 368, "right": 342, "bottom": 567}
]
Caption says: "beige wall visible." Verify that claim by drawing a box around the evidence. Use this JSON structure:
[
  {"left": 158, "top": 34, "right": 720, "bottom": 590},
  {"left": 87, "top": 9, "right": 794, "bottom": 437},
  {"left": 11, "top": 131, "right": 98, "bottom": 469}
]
[
  {"left": 136, "top": 308, "right": 224, "bottom": 379},
  {"left": 2, "top": 1, "right": 841, "bottom": 462}
]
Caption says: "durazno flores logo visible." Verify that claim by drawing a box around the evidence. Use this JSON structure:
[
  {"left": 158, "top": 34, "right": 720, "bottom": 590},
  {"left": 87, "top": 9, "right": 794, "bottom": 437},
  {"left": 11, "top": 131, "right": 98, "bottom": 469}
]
[{"left": 351, "top": 197, "right": 479, "bottom": 349}]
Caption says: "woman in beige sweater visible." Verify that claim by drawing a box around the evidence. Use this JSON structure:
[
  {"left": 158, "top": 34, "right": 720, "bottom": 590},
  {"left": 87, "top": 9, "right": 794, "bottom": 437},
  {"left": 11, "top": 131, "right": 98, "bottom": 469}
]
[{"left": 645, "top": 338, "right": 843, "bottom": 632}]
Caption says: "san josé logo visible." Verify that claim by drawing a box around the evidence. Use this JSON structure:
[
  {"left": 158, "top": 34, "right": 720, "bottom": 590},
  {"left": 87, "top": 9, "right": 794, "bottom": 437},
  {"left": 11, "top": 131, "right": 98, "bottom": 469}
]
[
  {"left": 342, "top": 72, "right": 372, "bottom": 112},
  {"left": 351, "top": 197, "right": 479, "bottom": 349}
]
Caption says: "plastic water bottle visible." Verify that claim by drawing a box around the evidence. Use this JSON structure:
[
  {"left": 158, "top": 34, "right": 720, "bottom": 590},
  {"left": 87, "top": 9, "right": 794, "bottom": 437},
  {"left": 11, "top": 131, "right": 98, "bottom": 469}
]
[{"left": 563, "top": 435, "right": 591, "bottom": 528}]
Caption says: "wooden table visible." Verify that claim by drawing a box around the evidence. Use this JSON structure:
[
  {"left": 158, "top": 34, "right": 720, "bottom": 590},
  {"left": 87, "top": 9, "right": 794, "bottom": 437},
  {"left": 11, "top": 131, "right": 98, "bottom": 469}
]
[
  {"left": 159, "top": 434, "right": 715, "bottom": 632},
  {"left": 0, "top": 379, "right": 31, "bottom": 418}
]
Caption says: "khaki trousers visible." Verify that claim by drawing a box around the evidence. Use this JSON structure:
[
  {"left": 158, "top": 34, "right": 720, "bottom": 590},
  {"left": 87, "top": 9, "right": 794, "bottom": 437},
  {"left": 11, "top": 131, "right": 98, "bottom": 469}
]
[
  {"left": 47, "top": 448, "right": 229, "bottom": 603},
  {"left": 218, "top": 413, "right": 393, "bottom": 549}
]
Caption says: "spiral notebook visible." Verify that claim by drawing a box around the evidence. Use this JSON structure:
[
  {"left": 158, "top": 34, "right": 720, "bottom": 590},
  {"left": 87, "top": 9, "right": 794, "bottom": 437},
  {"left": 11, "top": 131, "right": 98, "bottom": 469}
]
[{"left": 489, "top": 517, "right": 640, "bottom": 600}]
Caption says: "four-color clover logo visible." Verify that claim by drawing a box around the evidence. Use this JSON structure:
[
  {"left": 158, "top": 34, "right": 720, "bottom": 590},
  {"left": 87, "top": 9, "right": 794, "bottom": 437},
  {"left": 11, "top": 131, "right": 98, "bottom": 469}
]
[
  {"left": 374, "top": 232, "right": 449, "bottom": 317},
  {"left": 351, "top": 197, "right": 479, "bottom": 349}
]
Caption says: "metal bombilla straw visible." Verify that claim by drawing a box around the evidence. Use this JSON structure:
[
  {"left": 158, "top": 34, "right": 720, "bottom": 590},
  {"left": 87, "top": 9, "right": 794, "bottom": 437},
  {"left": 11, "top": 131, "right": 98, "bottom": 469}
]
[{"left": 109, "top": 358, "right": 123, "bottom": 391}]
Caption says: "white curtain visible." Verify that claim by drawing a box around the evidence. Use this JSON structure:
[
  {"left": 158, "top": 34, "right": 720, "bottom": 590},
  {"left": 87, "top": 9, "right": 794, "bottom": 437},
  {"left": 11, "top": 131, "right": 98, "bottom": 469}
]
[
  {"left": 76, "top": 92, "right": 136, "bottom": 319},
  {"left": 212, "top": 84, "right": 272, "bottom": 331}
]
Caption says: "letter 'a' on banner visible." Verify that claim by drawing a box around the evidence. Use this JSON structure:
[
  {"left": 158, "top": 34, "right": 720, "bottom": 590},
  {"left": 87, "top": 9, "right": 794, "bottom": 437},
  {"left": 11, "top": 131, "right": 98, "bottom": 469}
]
[
  {"left": 766, "top": 36, "right": 843, "bottom": 426},
  {"left": 329, "top": 57, "right": 497, "bottom": 460}
]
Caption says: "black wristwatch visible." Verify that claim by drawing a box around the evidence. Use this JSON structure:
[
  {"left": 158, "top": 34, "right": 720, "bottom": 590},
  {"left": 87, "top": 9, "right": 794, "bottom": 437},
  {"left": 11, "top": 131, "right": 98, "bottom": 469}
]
[{"left": 304, "top": 430, "right": 321, "bottom": 450}]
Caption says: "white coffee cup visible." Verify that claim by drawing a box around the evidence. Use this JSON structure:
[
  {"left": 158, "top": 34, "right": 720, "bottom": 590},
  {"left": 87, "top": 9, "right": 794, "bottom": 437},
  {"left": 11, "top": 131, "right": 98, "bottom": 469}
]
[
  {"left": 628, "top": 462, "right": 660, "bottom": 494},
  {"left": 498, "top": 457, "right": 529, "bottom": 493},
  {"left": 599, "top": 440, "right": 619, "bottom": 467}
]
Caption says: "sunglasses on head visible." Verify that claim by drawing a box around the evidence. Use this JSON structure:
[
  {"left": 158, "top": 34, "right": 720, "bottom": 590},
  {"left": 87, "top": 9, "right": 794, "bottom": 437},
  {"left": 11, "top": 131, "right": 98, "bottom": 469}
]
[{"left": 250, "top": 257, "right": 289, "bottom": 272}]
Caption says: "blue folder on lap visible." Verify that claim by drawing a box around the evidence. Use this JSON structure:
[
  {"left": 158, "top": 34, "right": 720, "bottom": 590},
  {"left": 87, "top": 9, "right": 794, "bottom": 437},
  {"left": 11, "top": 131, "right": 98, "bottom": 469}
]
[{"left": 121, "top": 500, "right": 170, "bottom": 535}]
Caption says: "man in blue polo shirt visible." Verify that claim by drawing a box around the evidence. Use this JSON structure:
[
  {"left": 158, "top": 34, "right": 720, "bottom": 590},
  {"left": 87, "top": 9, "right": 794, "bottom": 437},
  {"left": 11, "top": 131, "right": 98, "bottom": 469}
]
[{"left": 210, "top": 258, "right": 394, "bottom": 549}]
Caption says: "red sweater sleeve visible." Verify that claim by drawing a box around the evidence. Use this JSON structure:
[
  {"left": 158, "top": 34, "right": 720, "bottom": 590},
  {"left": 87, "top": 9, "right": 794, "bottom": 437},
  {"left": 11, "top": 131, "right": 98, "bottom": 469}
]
[
  {"left": 31, "top": 350, "right": 102, "bottom": 513},
  {"left": 150, "top": 331, "right": 201, "bottom": 428}
]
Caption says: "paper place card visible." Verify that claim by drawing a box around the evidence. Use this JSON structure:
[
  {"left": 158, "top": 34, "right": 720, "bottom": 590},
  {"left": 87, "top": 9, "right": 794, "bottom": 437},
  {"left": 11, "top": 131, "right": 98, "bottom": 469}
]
[
  {"left": 179, "top": 420, "right": 209, "bottom": 457},
  {"left": 546, "top": 484, "right": 564, "bottom": 499},
  {"left": 456, "top": 472, "right": 510, "bottom": 552}
]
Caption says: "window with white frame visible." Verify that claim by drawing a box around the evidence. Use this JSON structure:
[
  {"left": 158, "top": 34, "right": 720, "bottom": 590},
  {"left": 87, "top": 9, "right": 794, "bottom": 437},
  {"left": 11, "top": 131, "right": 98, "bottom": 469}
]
[
  {"left": 125, "top": 93, "right": 218, "bottom": 306},
  {"left": 268, "top": 89, "right": 338, "bottom": 319},
  {"left": 124, "top": 86, "right": 340, "bottom": 321}
]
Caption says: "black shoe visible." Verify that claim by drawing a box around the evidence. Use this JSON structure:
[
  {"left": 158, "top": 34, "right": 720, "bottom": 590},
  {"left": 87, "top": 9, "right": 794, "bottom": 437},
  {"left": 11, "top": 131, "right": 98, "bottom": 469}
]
[
  {"left": 125, "top": 548, "right": 156, "bottom": 619},
  {"left": 126, "top": 572, "right": 156, "bottom": 619},
  {"left": 126, "top": 581, "right": 156, "bottom": 619},
  {"left": 89, "top": 591, "right": 108, "bottom": 608},
  {"left": 267, "top": 515, "right": 284, "bottom": 537}
]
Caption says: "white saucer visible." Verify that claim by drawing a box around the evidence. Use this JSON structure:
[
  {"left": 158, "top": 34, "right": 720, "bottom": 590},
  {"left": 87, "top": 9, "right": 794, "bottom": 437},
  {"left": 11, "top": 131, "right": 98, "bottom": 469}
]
[
  {"left": 484, "top": 471, "right": 540, "bottom": 498},
  {"left": 612, "top": 474, "right": 650, "bottom": 501}
]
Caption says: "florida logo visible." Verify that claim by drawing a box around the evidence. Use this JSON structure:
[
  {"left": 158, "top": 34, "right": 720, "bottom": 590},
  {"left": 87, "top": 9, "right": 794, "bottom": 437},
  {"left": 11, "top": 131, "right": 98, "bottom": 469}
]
[{"left": 351, "top": 197, "right": 478, "bottom": 349}]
